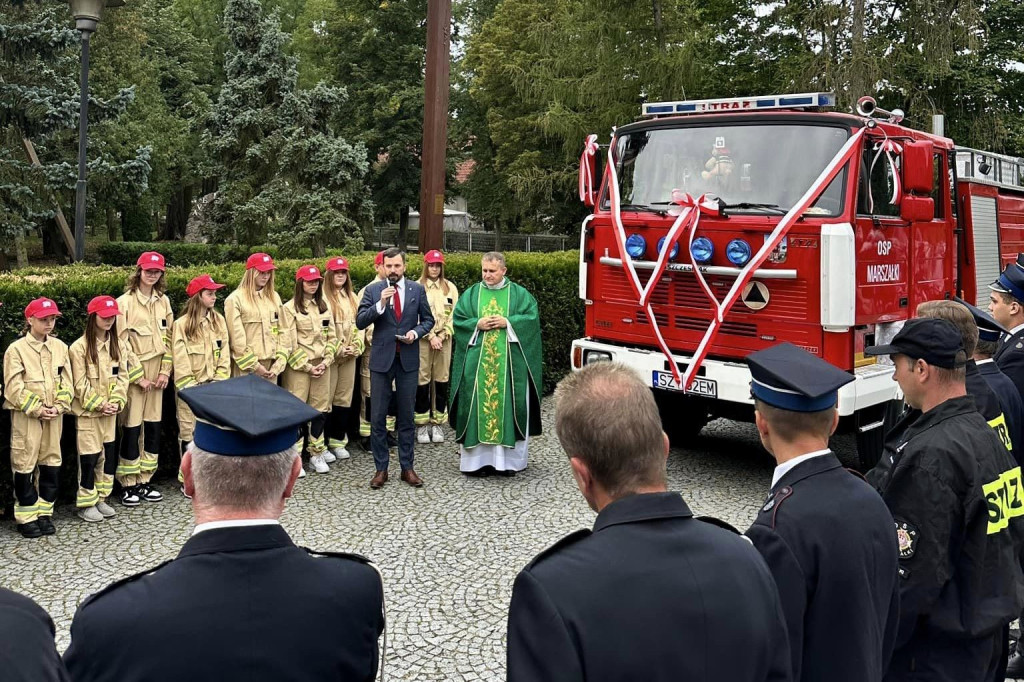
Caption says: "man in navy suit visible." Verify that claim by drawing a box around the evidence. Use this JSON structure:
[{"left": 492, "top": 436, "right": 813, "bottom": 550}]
[
  {"left": 357, "top": 247, "right": 435, "bottom": 488},
  {"left": 64, "top": 375, "right": 384, "bottom": 681}
]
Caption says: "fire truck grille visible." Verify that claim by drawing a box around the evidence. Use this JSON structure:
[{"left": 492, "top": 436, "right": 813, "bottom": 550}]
[
  {"left": 633, "top": 312, "right": 758, "bottom": 337},
  {"left": 600, "top": 267, "right": 809, "bottom": 321}
]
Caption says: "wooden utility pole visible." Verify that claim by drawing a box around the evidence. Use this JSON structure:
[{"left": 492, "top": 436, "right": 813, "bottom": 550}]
[
  {"left": 22, "top": 138, "right": 77, "bottom": 259},
  {"left": 417, "top": 0, "right": 452, "bottom": 253}
]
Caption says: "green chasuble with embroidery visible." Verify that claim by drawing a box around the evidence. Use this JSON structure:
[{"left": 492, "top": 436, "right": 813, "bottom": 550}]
[{"left": 449, "top": 279, "right": 543, "bottom": 448}]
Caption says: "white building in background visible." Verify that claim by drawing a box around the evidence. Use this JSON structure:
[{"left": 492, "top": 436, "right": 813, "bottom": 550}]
[{"left": 408, "top": 160, "right": 480, "bottom": 233}]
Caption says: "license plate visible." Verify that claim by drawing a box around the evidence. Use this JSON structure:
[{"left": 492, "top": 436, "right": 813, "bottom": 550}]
[{"left": 653, "top": 371, "right": 718, "bottom": 398}]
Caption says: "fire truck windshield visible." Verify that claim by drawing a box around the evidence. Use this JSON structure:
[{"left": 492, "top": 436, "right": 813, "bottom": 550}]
[{"left": 610, "top": 123, "right": 850, "bottom": 215}]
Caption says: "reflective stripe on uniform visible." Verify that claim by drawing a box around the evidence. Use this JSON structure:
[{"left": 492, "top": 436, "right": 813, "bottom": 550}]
[
  {"left": 76, "top": 490, "right": 99, "bottom": 508},
  {"left": 236, "top": 352, "right": 258, "bottom": 371}
]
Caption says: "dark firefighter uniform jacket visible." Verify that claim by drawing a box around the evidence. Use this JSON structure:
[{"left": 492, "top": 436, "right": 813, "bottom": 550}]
[{"left": 866, "top": 396, "right": 1024, "bottom": 682}]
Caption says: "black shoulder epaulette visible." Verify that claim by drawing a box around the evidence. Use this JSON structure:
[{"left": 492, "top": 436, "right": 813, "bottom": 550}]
[
  {"left": 301, "top": 547, "right": 374, "bottom": 564},
  {"left": 695, "top": 515, "right": 741, "bottom": 534},
  {"left": 526, "top": 529, "right": 591, "bottom": 569},
  {"left": 79, "top": 558, "right": 175, "bottom": 610},
  {"left": 758, "top": 486, "right": 794, "bottom": 530}
]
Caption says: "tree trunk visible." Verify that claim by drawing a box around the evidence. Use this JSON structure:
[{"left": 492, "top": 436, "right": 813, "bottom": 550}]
[
  {"left": 849, "top": 0, "right": 866, "bottom": 107},
  {"left": 651, "top": 0, "right": 664, "bottom": 50},
  {"left": 164, "top": 184, "right": 192, "bottom": 240},
  {"left": 398, "top": 206, "right": 410, "bottom": 250},
  {"left": 311, "top": 238, "right": 326, "bottom": 258},
  {"left": 106, "top": 206, "right": 118, "bottom": 242},
  {"left": 14, "top": 229, "right": 27, "bottom": 269}
]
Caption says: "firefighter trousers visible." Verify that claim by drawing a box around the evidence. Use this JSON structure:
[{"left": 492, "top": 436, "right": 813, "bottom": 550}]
[
  {"left": 283, "top": 364, "right": 330, "bottom": 454},
  {"left": 328, "top": 356, "right": 357, "bottom": 449},
  {"left": 76, "top": 415, "right": 117, "bottom": 506},
  {"left": 10, "top": 411, "right": 62, "bottom": 524},
  {"left": 120, "top": 356, "right": 165, "bottom": 486}
]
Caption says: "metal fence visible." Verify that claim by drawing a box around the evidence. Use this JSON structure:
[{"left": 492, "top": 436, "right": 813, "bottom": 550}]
[{"left": 370, "top": 228, "right": 572, "bottom": 253}]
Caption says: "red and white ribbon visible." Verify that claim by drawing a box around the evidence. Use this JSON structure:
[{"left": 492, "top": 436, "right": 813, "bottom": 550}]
[
  {"left": 578, "top": 134, "right": 599, "bottom": 205},
  {"left": 606, "top": 125, "right": 868, "bottom": 389},
  {"left": 868, "top": 137, "right": 903, "bottom": 211}
]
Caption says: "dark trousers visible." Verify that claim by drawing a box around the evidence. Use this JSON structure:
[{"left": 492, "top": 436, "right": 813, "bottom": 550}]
[{"left": 370, "top": 358, "right": 417, "bottom": 472}]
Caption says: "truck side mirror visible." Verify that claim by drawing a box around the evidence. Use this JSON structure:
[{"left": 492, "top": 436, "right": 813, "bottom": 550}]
[
  {"left": 901, "top": 195, "right": 934, "bottom": 222},
  {"left": 903, "top": 141, "right": 934, "bottom": 194}
]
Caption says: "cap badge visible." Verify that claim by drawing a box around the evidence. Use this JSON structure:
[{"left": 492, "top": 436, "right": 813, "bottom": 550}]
[
  {"left": 42, "top": 301, "right": 51, "bottom": 308},
  {"left": 151, "top": 255, "right": 159, "bottom": 261}
]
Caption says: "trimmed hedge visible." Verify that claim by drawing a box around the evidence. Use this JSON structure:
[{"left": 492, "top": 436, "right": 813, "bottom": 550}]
[
  {"left": 0, "top": 251, "right": 583, "bottom": 515},
  {"left": 95, "top": 242, "right": 300, "bottom": 267}
]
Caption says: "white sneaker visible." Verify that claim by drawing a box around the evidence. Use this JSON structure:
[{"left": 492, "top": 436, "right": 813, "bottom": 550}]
[
  {"left": 431, "top": 425, "right": 444, "bottom": 443},
  {"left": 95, "top": 501, "right": 117, "bottom": 518},
  {"left": 311, "top": 455, "right": 329, "bottom": 474},
  {"left": 322, "top": 450, "right": 337, "bottom": 464},
  {"left": 298, "top": 466, "right": 307, "bottom": 478},
  {"left": 417, "top": 426, "right": 431, "bottom": 444},
  {"left": 332, "top": 446, "right": 351, "bottom": 460},
  {"left": 78, "top": 506, "right": 104, "bottom": 523}
]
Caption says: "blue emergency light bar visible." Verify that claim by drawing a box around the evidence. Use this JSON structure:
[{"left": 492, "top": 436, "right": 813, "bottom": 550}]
[{"left": 641, "top": 92, "right": 836, "bottom": 117}]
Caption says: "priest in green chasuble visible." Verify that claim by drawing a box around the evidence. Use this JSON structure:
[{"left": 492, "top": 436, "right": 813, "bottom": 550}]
[{"left": 450, "top": 252, "right": 543, "bottom": 475}]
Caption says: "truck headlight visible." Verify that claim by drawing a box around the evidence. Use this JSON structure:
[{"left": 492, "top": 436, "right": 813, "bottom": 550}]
[
  {"left": 690, "top": 237, "right": 714, "bottom": 264},
  {"left": 585, "top": 351, "right": 612, "bottom": 364},
  {"left": 625, "top": 234, "right": 647, "bottom": 259},
  {"left": 726, "top": 239, "right": 752, "bottom": 266}
]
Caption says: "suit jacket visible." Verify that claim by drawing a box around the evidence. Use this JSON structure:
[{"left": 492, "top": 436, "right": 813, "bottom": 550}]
[
  {"left": 746, "top": 453, "right": 900, "bottom": 682},
  {"left": 63, "top": 525, "right": 384, "bottom": 682},
  {"left": 0, "top": 587, "right": 68, "bottom": 682},
  {"left": 994, "top": 328, "right": 1024, "bottom": 400},
  {"left": 356, "top": 278, "right": 434, "bottom": 373},
  {"left": 978, "top": 358, "right": 1024, "bottom": 465},
  {"left": 507, "top": 492, "right": 793, "bottom": 682}
]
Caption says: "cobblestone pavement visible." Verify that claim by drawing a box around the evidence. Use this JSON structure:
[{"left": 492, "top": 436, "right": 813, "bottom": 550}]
[{"left": 0, "top": 399, "right": 779, "bottom": 680}]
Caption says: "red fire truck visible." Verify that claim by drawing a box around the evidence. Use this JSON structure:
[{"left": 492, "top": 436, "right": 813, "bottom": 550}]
[{"left": 571, "top": 92, "right": 1024, "bottom": 469}]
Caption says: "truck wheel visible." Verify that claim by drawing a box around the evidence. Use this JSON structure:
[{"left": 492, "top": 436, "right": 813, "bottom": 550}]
[{"left": 654, "top": 391, "right": 711, "bottom": 446}]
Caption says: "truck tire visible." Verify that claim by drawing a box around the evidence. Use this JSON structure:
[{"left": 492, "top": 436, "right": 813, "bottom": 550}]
[{"left": 654, "top": 390, "right": 711, "bottom": 446}]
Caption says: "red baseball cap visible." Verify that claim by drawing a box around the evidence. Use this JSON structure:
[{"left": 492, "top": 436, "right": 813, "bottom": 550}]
[
  {"left": 87, "top": 296, "right": 119, "bottom": 318},
  {"left": 137, "top": 252, "right": 166, "bottom": 271},
  {"left": 326, "top": 257, "right": 349, "bottom": 272},
  {"left": 424, "top": 249, "right": 445, "bottom": 264},
  {"left": 246, "top": 253, "right": 276, "bottom": 272},
  {"left": 295, "top": 265, "right": 322, "bottom": 281},
  {"left": 374, "top": 251, "right": 385, "bottom": 266},
  {"left": 25, "top": 297, "right": 61, "bottom": 319},
  {"left": 186, "top": 274, "right": 226, "bottom": 298}
]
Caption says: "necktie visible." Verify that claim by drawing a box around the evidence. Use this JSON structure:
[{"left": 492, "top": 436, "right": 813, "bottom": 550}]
[{"left": 393, "top": 285, "right": 403, "bottom": 353}]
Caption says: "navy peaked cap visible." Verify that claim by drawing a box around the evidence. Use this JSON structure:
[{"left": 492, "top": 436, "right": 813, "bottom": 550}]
[
  {"left": 954, "top": 296, "right": 1008, "bottom": 343},
  {"left": 747, "top": 342, "right": 854, "bottom": 412},
  {"left": 179, "top": 374, "right": 319, "bottom": 456}
]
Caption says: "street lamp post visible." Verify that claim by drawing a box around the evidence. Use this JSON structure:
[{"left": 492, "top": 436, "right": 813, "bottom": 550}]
[{"left": 69, "top": 0, "right": 122, "bottom": 262}]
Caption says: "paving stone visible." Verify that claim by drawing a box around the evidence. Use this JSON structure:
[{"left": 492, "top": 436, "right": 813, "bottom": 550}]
[{"left": 0, "top": 398, "right": 777, "bottom": 681}]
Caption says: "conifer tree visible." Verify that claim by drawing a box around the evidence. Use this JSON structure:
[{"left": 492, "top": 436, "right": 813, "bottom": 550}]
[
  {"left": 0, "top": 2, "right": 150, "bottom": 259},
  {"left": 205, "top": 0, "right": 371, "bottom": 255}
]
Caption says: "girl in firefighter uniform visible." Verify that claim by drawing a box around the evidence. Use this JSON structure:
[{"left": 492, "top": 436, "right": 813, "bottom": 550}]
[
  {"left": 223, "top": 253, "right": 289, "bottom": 380},
  {"left": 416, "top": 250, "right": 459, "bottom": 444},
  {"left": 281, "top": 265, "right": 337, "bottom": 473},
  {"left": 116, "top": 251, "right": 173, "bottom": 506},
  {"left": 172, "top": 275, "right": 231, "bottom": 483},
  {"left": 4, "top": 298, "right": 74, "bottom": 538},
  {"left": 323, "top": 257, "right": 363, "bottom": 461},
  {"left": 70, "top": 296, "right": 130, "bottom": 523}
]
